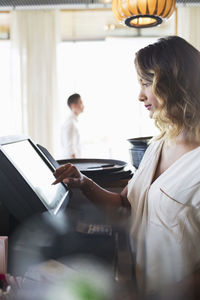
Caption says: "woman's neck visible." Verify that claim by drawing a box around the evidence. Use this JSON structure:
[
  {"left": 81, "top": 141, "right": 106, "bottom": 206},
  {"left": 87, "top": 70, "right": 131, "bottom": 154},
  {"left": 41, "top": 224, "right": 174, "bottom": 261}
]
[{"left": 165, "top": 130, "right": 200, "bottom": 150}]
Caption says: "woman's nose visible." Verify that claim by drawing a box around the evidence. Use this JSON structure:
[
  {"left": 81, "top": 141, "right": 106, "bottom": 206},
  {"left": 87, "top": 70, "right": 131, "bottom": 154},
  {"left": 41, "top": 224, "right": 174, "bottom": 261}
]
[{"left": 138, "top": 91, "right": 147, "bottom": 102}]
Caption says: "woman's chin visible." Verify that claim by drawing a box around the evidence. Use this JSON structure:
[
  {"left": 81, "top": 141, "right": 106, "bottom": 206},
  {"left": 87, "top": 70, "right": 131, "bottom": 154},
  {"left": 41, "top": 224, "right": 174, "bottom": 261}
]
[{"left": 149, "top": 111, "right": 154, "bottom": 119}]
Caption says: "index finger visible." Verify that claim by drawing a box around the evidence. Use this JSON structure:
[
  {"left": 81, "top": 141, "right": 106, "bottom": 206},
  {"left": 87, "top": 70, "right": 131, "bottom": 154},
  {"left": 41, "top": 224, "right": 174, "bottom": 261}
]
[{"left": 53, "top": 163, "right": 71, "bottom": 177}]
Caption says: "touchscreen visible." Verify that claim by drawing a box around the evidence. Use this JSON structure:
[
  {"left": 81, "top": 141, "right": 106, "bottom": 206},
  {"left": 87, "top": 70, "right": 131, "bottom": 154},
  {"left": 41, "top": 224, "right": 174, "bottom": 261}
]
[{"left": 2, "top": 140, "right": 67, "bottom": 209}]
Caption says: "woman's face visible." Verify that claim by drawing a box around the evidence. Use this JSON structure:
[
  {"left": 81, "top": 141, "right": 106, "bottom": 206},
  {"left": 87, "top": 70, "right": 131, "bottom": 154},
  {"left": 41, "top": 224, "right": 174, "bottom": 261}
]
[{"left": 138, "top": 78, "right": 160, "bottom": 119}]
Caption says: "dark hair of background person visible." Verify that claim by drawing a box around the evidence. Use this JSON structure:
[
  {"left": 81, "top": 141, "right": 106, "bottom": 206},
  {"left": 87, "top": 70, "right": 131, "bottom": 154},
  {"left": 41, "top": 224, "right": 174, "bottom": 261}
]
[{"left": 67, "top": 93, "right": 81, "bottom": 109}]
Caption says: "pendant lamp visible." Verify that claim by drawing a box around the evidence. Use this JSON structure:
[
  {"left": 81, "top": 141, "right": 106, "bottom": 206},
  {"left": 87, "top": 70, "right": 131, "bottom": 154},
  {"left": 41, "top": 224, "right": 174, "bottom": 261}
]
[{"left": 112, "top": 0, "right": 176, "bottom": 28}]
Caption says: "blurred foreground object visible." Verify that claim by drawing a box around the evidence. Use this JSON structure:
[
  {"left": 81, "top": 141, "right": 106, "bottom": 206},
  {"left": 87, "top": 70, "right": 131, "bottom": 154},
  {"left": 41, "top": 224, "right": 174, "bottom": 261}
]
[
  {"left": 0, "top": 237, "right": 8, "bottom": 274},
  {"left": 8, "top": 210, "right": 135, "bottom": 300},
  {"left": 16, "top": 258, "right": 114, "bottom": 300}
]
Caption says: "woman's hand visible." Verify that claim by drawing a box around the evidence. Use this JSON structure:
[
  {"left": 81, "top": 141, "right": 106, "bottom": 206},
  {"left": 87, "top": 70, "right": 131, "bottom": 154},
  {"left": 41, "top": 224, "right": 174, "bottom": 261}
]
[
  {"left": 52, "top": 163, "right": 85, "bottom": 188},
  {"left": 53, "top": 164, "right": 126, "bottom": 210}
]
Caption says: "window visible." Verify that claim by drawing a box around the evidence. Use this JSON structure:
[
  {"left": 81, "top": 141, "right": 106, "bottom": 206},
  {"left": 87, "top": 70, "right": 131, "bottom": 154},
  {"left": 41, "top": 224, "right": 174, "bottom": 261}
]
[{"left": 57, "top": 37, "right": 158, "bottom": 162}]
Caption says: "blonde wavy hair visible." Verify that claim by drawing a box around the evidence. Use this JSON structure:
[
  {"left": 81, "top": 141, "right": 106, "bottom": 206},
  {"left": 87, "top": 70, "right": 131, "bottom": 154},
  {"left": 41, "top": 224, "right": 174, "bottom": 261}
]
[{"left": 135, "top": 36, "right": 200, "bottom": 143}]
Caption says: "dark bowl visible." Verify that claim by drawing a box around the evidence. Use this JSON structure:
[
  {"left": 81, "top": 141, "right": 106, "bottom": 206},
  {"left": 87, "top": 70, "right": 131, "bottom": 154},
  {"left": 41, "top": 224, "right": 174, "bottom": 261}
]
[
  {"left": 129, "top": 148, "right": 147, "bottom": 169},
  {"left": 127, "top": 136, "right": 152, "bottom": 147},
  {"left": 128, "top": 136, "right": 152, "bottom": 168}
]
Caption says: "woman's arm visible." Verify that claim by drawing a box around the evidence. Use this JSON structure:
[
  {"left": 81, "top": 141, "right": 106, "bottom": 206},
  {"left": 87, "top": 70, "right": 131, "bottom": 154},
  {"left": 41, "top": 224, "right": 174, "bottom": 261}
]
[{"left": 53, "top": 163, "right": 130, "bottom": 210}]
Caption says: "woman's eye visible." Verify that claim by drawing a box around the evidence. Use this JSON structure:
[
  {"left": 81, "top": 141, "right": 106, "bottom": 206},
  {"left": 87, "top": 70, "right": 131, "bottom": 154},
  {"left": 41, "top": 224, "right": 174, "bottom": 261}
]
[{"left": 142, "top": 82, "right": 151, "bottom": 87}]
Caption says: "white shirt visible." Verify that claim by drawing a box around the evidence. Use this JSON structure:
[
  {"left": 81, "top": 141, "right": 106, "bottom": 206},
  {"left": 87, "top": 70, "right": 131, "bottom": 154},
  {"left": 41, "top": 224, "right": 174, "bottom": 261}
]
[
  {"left": 60, "top": 112, "right": 81, "bottom": 159},
  {"left": 127, "top": 139, "right": 200, "bottom": 294}
]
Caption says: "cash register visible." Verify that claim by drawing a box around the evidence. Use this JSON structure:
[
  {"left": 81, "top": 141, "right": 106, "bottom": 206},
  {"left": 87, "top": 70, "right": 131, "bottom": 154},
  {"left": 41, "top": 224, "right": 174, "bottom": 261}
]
[{"left": 0, "top": 135, "right": 134, "bottom": 287}]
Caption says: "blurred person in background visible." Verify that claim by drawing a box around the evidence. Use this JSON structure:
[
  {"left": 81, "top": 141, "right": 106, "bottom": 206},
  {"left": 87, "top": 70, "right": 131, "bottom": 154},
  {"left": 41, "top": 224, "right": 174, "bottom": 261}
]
[
  {"left": 54, "top": 36, "right": 200, "bottom": 299},
  {"left": 60, "top": 93, "right": 84, "bottom": 159}
]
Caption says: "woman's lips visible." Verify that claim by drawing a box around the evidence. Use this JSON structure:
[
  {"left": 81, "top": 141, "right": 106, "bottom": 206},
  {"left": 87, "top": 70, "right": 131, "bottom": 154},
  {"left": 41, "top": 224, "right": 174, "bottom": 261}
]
[{"left": 145, "top": 104, "right": 152, "bottom": 110}]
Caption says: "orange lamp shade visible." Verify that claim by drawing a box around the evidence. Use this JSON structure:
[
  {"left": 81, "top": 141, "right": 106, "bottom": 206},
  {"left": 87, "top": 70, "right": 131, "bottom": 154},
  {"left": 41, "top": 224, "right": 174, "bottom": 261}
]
[{"left": 112, "top": 0, "right": 176, "bottom": 28}]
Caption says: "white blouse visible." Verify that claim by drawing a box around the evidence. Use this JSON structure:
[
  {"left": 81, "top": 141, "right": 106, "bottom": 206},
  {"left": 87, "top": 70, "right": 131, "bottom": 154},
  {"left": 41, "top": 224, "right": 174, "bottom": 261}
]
[{"left": 127, "top": 139, "right": 200, "bottom": 293}]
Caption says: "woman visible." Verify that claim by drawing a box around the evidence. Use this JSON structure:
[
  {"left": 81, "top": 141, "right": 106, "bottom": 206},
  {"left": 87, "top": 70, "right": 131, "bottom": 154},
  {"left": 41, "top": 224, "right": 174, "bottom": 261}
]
[{"left": 53, "top": 36, "right": 200, "bottom": 297}]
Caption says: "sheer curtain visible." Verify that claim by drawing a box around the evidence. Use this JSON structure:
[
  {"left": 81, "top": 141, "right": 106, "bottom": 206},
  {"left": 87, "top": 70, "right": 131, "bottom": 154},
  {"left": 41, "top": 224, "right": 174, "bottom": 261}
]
[
  {"left": 0, "top": 41, "right": 20, "bottom": 136},
  {"left": 10, "top": 10, "right": 59, "bottom": 153},
  {"left": 177, "top": 7, "right": 200, "bottom": 50}
]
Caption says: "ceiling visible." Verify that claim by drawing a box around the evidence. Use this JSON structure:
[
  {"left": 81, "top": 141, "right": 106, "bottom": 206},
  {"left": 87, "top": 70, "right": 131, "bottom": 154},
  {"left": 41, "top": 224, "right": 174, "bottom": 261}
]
[
  {"left": 0, "top": 0, "right": 112, "bottom": 10},
  {"left": 0, "top": 0, "right": 200, "bottom": 10}
]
